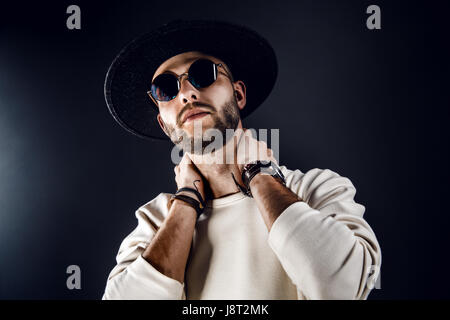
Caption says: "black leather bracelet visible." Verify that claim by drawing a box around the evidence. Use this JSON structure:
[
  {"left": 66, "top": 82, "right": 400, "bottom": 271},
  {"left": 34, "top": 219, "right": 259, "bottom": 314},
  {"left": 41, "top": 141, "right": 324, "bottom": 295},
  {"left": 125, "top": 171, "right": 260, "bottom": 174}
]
[
  {"left": 175, "top": 187, "right": 206, "bottom": 209},
  {"left": 170, "top": 194, "right": 203, "bottom": 219}
]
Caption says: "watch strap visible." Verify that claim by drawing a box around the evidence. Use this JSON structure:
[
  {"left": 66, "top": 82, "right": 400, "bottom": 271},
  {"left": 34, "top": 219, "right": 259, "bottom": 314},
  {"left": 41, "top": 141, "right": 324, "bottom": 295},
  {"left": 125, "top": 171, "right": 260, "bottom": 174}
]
[
  {"left": 243, "top": 161, "right": 272, "bottom": 188},
  {"left": 237, "top": 161, "right": 286, "bottom": 197}
]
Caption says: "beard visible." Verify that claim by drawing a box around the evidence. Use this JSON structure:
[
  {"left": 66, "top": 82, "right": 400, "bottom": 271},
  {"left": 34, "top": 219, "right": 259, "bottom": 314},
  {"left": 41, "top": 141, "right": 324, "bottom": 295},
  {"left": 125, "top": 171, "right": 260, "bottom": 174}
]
[{"left": 164, "top": 95, "right": 241, "bottom": 155}]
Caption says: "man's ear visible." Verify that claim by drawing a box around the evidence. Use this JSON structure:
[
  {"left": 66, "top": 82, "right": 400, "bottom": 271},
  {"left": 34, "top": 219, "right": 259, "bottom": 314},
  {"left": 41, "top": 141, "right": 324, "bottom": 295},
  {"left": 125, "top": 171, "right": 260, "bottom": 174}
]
[
  {"left": 233, "top": 80, "right": 247, "bottom": 111},
  {"left": 156, "top": 113, "right": 169, "bottom": 137}
]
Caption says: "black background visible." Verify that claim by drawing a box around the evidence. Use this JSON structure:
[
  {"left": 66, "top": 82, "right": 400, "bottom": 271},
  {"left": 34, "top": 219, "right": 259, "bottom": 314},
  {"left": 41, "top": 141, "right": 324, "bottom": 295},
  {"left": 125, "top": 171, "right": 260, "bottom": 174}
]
[{"left": 0, "top": 0, "right": 449, "bottom": 299}]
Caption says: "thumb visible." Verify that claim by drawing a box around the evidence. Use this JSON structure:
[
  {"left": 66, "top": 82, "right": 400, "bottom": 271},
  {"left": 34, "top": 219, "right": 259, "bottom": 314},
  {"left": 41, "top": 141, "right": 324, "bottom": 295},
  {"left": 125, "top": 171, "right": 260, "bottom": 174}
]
[{"left": 179, "top": 152, "right": 193, "bottom": 167}]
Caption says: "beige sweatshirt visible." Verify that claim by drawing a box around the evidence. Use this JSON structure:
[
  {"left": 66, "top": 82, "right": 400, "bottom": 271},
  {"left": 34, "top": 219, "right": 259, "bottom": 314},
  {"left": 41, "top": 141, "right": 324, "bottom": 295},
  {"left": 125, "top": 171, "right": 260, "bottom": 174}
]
[{"left": 102, "top": 166, "right": 381, "bottom": 300}]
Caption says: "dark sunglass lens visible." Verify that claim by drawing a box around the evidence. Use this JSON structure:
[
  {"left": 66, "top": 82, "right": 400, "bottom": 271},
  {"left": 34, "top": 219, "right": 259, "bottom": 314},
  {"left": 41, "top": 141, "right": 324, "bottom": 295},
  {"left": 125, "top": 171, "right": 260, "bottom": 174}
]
[
  {"left": 151, "top": 74, "right": 179, "bottom": 101},
  {"left": 188, "top": 59, "right": 217, "bottom": 89}
]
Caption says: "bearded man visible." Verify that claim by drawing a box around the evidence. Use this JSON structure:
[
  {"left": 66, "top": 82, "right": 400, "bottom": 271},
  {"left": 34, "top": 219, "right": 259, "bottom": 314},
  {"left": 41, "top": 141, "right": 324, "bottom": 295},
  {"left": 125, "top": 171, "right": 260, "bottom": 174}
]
[{"left": 102, "top": 19, "right": 381, "bottom": 300}]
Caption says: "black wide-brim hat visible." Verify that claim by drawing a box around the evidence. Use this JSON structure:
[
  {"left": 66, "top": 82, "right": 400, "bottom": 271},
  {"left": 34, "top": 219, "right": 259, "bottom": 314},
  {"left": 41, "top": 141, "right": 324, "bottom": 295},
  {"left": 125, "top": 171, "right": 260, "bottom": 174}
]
[{"left": 104, "top": 19, "right": 278, "bottom": 141}]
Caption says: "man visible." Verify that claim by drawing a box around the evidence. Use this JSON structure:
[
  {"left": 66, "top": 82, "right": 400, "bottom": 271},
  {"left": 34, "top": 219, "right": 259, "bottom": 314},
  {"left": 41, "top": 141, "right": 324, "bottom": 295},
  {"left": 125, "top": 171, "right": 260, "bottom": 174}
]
[{"left": 102, "top": 19, "right": 381, "bottom": 300}]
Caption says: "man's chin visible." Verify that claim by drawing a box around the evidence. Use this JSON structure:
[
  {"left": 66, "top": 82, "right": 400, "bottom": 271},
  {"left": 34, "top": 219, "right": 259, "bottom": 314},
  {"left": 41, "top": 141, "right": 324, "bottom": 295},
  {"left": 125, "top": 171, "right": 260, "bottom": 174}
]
[{"left": 181, "top": 121, "right": 216, "bottom": 137}]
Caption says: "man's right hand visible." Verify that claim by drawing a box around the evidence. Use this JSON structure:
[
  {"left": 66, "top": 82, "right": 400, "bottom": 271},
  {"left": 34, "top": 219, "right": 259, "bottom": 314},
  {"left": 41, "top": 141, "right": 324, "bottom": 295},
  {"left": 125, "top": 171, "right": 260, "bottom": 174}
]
[{"left": 174, "top": 152, "right": 206, "bottom": 203}]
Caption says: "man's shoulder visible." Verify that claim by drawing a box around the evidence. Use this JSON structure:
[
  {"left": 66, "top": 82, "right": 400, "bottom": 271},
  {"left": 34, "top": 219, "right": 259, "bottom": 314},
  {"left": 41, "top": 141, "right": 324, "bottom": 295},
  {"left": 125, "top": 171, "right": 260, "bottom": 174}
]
[
  {"left": 280, "top": 165, "right": 352, "bottom": 184},
  {"left": 280, "top": 165, "right": 364, "bottom": 214},
  {"left": 134, "top": 192, "right": 174, "bottom": 227},
  {"left": 280, "top": 165, "right": 359, "bottom": 198}
]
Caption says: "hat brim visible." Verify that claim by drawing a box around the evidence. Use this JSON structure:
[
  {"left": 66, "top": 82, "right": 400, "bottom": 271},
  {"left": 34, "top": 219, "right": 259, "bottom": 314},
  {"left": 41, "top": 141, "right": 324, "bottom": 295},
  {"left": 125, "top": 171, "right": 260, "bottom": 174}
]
[{"left": 104, "top": 19, "right": 278, "bottom": 141}]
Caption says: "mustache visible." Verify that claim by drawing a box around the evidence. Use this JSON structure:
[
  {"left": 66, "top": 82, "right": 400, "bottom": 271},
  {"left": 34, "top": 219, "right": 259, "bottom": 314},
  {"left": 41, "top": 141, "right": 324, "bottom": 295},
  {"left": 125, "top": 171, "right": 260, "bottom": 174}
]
[{"left": 177, "top": 102, "right": 215, "bottom": 127}]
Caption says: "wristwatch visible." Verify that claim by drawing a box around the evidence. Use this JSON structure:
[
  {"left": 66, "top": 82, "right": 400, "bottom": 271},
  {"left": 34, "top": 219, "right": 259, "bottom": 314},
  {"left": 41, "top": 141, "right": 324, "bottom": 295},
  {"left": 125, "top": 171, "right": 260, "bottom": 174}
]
[{"left": 232, "top": 161, "right": 286, "bottom": 197}]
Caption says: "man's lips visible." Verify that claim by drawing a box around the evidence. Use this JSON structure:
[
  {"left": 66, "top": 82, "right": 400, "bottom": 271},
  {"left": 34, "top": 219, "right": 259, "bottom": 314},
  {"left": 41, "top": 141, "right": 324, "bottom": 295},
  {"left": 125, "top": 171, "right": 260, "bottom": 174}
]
[
  {"left": 182, "top": 108, "right": 211, "bottom": 124},
  {"left": 185, "top": 112, "right": 210, "bottom": 123}
]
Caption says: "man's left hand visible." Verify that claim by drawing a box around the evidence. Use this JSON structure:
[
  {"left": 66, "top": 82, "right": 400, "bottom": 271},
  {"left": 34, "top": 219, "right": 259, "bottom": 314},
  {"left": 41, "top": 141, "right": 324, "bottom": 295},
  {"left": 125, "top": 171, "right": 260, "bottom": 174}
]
[{"left": 234, "top": 128, "right": 278, "bottom": 175}]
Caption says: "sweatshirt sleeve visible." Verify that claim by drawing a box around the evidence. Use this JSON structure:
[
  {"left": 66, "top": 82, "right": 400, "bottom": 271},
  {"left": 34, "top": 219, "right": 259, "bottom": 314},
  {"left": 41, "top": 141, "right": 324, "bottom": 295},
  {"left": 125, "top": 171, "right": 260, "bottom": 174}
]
[
  {"left": 268, "top": 167, "right": 381, "bottom": 300},
  {"left": 102, "top": 193, "right": 186, "bottom": 300}
]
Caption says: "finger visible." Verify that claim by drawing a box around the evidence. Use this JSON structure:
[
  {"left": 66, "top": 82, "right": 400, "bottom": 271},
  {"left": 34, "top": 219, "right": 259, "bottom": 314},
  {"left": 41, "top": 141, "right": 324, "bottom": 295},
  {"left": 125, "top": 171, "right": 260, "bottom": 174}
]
[
  {"left": 184, "top": 152, "right": 193, "bottom": 164},
  {"left": 236, "top": 134, "right": 249, "bottom": 165},
  {"left": 268, "top": 149, "right": 278, "bottom": 163},
  {"left": 259, "top": 139, "right": 268, "bottom": 147},
  {"left": 179, "top": 152, "right": 192, "bottom": 167},
  {"left": 235, "top": 128, "right": 246, "bottom": 148},
  {"left": 245, "top": 128, "right": 256, "bottom": 139}
]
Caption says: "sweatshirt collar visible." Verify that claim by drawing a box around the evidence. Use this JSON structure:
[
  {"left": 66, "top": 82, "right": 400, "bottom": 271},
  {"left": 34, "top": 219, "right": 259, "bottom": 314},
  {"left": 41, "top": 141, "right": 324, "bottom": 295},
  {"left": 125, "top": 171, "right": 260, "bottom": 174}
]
[{"left": 206, "top": 191, "right": 247, "bottom": 208}]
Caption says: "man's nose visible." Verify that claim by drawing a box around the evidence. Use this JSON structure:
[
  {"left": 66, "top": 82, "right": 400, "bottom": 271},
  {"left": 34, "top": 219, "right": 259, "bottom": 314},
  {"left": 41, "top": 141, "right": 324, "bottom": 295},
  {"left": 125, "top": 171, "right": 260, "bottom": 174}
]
[{"left": 177, "top": 77, "right": 199, "bottom": 104}]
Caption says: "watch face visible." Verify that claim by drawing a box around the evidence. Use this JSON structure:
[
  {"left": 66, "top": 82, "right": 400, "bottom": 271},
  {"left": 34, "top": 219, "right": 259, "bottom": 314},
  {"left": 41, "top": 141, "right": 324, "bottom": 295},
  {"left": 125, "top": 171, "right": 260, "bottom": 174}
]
[
  {"left": 266, "top": 162, "right": 286, "bottom": 184},
  {"left": 260, "top": 165, "right": 276, "bottom": 175}
]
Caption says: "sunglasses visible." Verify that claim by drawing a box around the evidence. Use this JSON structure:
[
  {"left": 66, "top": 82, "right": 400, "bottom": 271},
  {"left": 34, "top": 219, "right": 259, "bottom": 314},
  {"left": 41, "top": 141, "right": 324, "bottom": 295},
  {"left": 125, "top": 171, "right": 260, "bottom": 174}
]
[{"left": 147, "top": 58, "right": 231, "bottom": 104}]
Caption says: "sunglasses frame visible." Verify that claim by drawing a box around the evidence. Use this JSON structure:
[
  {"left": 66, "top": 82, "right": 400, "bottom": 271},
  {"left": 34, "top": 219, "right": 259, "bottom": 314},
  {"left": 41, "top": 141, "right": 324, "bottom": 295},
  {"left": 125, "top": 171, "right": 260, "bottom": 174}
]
[{"left": 147, "top": 59, "right": 232, "bottom": 107}]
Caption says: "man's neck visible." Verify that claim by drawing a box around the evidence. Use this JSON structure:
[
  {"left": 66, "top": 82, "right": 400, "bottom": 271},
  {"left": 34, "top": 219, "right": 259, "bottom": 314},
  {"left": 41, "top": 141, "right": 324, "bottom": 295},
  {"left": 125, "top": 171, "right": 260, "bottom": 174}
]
[
  {"left": 189, "top": 125, "right": 245, "bottom": 200},
  {"left": 193, "top": 162, "right": 241, "bottom": 199}
]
